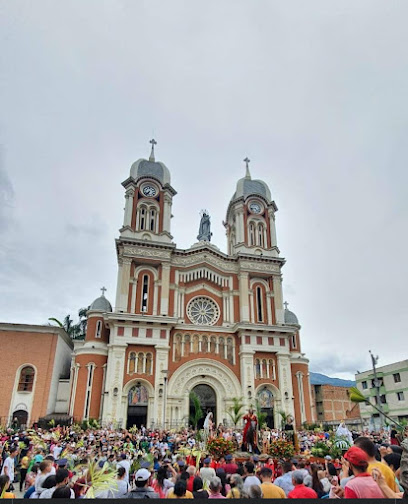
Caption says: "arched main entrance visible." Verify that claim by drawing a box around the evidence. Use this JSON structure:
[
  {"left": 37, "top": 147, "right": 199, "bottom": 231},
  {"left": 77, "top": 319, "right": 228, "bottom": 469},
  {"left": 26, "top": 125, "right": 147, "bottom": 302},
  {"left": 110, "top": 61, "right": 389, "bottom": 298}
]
[
  {"left": 127, "top": 384, "right": 148, "bottom": 428},
  {"left": 190, "top": 384, "right": 216, "bottom": 429},
  {"left": 12, "top": 409, "right": 28, "bottom": 428},
  {"left": 257, "top": 388, "right": 275, "bottom": 428}
]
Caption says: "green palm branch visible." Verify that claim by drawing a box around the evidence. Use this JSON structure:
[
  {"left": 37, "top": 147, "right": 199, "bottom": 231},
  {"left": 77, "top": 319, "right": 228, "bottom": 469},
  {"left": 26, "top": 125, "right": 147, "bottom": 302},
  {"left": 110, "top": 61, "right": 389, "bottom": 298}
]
[
  {"left": 189, "top": 391, "right": 204, "bottom": 429},
  {"left": 227, "top": 397, "right": 244, "bottom": 427},
  {"left": 349, "top": 387, "right": 403, "bottom": 428}
]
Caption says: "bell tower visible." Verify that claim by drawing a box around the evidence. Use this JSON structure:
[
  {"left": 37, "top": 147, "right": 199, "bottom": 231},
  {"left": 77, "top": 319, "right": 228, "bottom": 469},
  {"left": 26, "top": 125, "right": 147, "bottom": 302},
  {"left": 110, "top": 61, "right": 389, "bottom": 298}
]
[
  {"left": 120, "top": 139, "right": 177, "bottom": 244},
  {"left": 225, "top": 158, "right": 279, "bottom": 258}
]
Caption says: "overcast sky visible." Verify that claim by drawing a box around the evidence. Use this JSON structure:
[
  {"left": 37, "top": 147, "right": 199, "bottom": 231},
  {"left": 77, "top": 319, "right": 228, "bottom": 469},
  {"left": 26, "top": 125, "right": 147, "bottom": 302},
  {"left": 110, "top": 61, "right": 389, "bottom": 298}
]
[{"left": 1, "top": 1, "right": 407, "bottom": 379}]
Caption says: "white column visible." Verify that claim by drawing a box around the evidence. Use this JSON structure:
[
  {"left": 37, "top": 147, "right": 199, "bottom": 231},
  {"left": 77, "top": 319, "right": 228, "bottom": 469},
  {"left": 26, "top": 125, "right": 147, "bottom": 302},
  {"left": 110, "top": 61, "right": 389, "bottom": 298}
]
[
  {"left": 239, "top": 272, "right": 250, "bottom": 322},
  {"left": 266, "top": 293, "right": 273, "bottom": 325},
  {"left": 269, "top": 210, "right": 278, "bottom": 248},
  {"left": 240, "top": 350, "right": 255, "bottom": 409},
  {"left": 123, "top": 188, "right": 135, "bottom": 228},
  {"left": 160, "top": 263, "right": 171, "bottom": 315},
  {"left": 277, "top": 354, "right": 295, "bottom": 419},
  {"left": 130, "top": 281, "right": 137, "bottom": 314},
  {"left": 297, "top": 372, "right": 306, "bottom": 424},
  {"left": 116, "top": 257, "right": 132, "bottom": 312},
  {"left": 273, "top": 275, "right": 284, "bottom": 324},
  {"left": 163, "top": 193, "right": 172, "bottom": 234}
]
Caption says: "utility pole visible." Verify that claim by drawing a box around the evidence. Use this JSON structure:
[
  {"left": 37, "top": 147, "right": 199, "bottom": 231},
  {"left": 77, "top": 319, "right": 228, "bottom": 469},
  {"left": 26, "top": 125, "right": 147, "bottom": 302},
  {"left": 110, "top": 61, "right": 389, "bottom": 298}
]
[{"left": 369, "top": 350, "right": 383, "bottom": 429}]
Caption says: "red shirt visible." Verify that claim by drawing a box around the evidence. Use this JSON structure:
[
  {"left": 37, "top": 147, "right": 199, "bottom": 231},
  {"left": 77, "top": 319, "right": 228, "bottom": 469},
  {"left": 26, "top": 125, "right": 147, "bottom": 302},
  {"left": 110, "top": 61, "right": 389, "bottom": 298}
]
[
  {"left": 288, "top": 484, "right": 318, "bottom": 499},
  {"left": 344, "top": 473, "right": 385, "bottom": 499},
  {"left": 186, "top": 475, "right": 195, "bottom": 493}
]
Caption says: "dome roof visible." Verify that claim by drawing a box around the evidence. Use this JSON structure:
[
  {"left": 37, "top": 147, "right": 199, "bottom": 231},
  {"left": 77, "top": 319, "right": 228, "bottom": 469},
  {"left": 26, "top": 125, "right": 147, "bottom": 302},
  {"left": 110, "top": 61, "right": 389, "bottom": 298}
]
[
  {"left": 284, "top": 303, "right": 299, "bottom": 325},
  {"left": 129, "top": 140, "right": 171, "bottom": 185},
  {"left": 231, "top": 159, "right": 271, "bottom": 203},
  {"left": 90, "top": 289, "right": 112, "bottom": 312}
]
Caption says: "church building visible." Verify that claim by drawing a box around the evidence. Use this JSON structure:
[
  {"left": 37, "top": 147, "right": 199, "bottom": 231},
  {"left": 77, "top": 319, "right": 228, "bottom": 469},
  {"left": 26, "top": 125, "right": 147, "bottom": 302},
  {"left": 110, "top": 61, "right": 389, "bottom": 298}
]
[{"left": 70, "top": 141, "right": 313, "bottom": 429}]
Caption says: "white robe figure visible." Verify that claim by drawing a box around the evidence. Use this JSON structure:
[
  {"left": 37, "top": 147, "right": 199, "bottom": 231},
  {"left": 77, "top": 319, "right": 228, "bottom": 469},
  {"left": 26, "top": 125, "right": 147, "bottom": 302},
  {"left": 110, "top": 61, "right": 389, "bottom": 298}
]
[
  {"left": 204, "top": 412, "right": 213, "bottom": 433},
  {"left": 336, "top": 422, "right": 353, "bottom": 445}
]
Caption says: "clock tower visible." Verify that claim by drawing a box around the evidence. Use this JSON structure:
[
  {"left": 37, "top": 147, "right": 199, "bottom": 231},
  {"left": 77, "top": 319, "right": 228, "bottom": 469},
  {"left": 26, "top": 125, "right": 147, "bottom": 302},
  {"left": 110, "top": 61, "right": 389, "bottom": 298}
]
[{"left": 225, "top": 158, "right": 279, "bottom": 258}]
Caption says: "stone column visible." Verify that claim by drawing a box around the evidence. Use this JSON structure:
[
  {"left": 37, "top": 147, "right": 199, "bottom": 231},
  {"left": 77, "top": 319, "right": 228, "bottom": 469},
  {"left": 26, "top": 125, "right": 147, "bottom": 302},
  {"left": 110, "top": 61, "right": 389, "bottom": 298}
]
[
  {"left": 115, "top": 257, "right": 132, "bottom": 312},
  {"left": 160, "top": 263, "right": 171, "bottom": 315},
  {"left": 273, "top": 275, "right": 284, "bottom": 324},
  {"left": 123, "top": 188, "right": 135, "bottom": 228},
  {"left": 268, "top": 209, "right": 277, "bottom": 247},
  {"left": 239, "top": 349, "right": 255, "bottom": 409},
  {"left": 102, "top": 343, "right": 127, "bottom": 424},
  {"left": 154, "top": 346, "right": 170, "bottom": 427},
  {"left": 239, "top": 272, "right": 250, "bottom": 322},
  {"left": 277, "top": 354, "right": 295, "bottom": 419},
  {"left": 163, "top": 193, "right": 172, "bottom": 234}
]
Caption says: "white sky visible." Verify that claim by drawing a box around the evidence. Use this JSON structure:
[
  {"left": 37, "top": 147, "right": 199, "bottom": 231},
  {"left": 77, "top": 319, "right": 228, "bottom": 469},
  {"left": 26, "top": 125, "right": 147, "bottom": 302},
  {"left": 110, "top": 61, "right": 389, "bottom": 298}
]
[{"left": 1, "top": 1, "right": 408, "bottom": 379}]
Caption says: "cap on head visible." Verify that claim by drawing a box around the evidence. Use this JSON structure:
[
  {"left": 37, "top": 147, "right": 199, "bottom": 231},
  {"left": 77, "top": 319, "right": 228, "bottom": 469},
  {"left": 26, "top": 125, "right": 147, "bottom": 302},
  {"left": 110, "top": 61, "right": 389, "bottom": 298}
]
[
  {"left": 57, "top": 458, "right": 68, "bottom": 467},
  {"left": 135, "top": 468, "right": 151, "bottom": 481},
  {"left": 225, "top": 454, "right": 232, "bottom": 461},
  {"left": 203, "top": 458, "right": 211, "bottom": 464},
  {"left": 344, "top": 446, "right": 368, "bottom": 467}
]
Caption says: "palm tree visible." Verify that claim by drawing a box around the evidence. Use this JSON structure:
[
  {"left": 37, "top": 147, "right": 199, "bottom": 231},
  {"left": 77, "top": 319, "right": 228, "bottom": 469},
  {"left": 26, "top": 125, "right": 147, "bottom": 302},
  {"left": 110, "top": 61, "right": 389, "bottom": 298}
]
[
  {"left": 189, "top": 391, "right": 204, "bottom": 429},
  {"left": 255, "top": 399, "right": 267, "bottom": 429},
  {"left": 227, "top": 397, "right": 244, "bottom": 427},
  {"left": 48, "top": 308, "right": 89, "bottom": 340},
  {"left": 278, "top": 410, "right": 288, "bottom": 429}
]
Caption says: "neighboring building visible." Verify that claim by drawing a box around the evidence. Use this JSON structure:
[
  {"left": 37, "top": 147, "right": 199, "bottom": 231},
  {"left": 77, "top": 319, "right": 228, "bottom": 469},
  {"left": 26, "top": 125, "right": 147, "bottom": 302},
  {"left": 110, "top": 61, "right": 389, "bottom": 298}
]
[
  {"left": 311, "top": 384, "right": 361, "bottom": 428},
  {"left": 0, "top": 323, "right": 73, "bottom": 426},
  {"left": 355, "top": 359, "right": 408, "bottom": 429},
  {"left": 70, "top": 142, "right": 313, "bottom": 429}
]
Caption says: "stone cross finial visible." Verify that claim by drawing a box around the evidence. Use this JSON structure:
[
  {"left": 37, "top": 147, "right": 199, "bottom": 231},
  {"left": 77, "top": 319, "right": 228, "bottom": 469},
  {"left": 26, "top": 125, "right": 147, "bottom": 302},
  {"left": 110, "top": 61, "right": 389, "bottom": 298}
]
[
  {"left": 149, "top": 138, "right": 157, "bottom": 161},
  {"left": 101, "top": 286, "right": 107, "bottom": 296},
  {"left": 284, "top": 301, "right": 289, "bottom": 310},
  {"left": 244, "top": 157, "right": 251, "bottom": 179}
]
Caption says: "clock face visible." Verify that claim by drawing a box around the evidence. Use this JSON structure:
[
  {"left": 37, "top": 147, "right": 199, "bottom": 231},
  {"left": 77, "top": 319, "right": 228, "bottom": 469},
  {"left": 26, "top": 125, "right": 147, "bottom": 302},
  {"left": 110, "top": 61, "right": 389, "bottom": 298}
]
[
  {"left": 142, "top": 185, "right": 157, "bottom": 197},
  {"left": 249, "top": 202, "right": 262, "bottom": 214}
]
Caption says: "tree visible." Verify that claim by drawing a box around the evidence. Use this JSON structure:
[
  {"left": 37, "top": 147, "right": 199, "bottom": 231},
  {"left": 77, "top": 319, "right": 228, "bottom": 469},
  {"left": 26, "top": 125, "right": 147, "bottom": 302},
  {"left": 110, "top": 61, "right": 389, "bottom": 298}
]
[
  {"left": 227, "top": 397, "right": 244, "bottom": 427},
  {"left": 189, "top": 391, "right": 204, "bottom": 429},
  {"left": 278, "top": 410, "right": 288, "bottom": 429},
  {"left": 255, "top": 399, "right": 267, "bottom": 429},
  {"left": 48, "top": 307, "right": 89, "bottom": 340}
]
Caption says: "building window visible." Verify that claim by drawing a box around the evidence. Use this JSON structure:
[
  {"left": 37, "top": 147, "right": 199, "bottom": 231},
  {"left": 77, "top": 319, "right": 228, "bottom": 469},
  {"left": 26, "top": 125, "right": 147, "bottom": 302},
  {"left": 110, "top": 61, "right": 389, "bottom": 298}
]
[
  {"left": 292, "top": 334, "right": 296, "bottom": 348},
  {"left": 95, "top": 320, "right": 102, "bottom": 338},
  {"left": 371, "top": 378, "right": 383, "bottom": 388},
  {"left": 257, "top": 223, "right": 264, "bottom": 247},
  {"left": 362, "top": 381, "right": 368, "bottom": 390},
  {"left": 380, "top": 395, "right": 387, "bottom": 404},
  {"left": 149, "top": 208, "right": 156, "bottom": 232},
  {"left": 249, "top": 223, "right": 255, "bottom": 246},
  {"left": 397, "top": 391, "right": 405, "bottom": 401},
  {"left": 129, "top": 352, "right": 136, "bottom": 373},
  {"left": 141, "top": 275, "right": 149, "bottom": 312},
  {"left": 18, "top": 366, "right": 35, "bottom": 392},
  {"left": 394, "top": 373, "right": 401, "bottom": 383},
  {"left": 256, "top": 287, "right": 263, "bottom": 322},
  {"left": 256, "top": 336, "right": 262, "bottom": 345},
  {"left": 140, "top": 207, "right": 146, "bottom": 230},
  {"left": 145, "top": 353, "right": 153, "bottom": 375},
  {"left": 255, "top": 359, "right": 261, "bottom": 379},
  {"left": 84, "top": 364, "right": 95, "bottom": 419}
]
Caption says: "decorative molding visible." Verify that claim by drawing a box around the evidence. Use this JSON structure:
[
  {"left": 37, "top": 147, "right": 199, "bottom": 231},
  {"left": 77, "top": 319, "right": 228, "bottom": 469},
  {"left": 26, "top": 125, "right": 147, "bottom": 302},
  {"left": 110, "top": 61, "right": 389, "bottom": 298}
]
[
  {"left": 123, "top": 247, "right": 172, "bottom": 260},
  {"left": 172, "top": 253, "right": 238, "bottom": 272},
  {"left": 239, "top": 261, "right": 280, "bottom": 273}
]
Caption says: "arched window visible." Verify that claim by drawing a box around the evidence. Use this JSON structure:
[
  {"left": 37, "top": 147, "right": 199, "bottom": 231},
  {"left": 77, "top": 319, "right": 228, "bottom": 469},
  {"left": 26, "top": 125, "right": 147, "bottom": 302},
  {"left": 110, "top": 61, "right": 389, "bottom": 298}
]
[
  {"left": 137, "top": 353, "right": 144, "bottom": 374},
  {"left": 269, "top": 359, "right": 276, "bottom": 380},
  {"left": 262, "top": 359, "right": 268, "bottom": 378},
  {"left": 227, "top": 337, "right": 234, "bottom": 364},
  {"left": 95, "top": 320, "right": 102, "bottom": 339},
  {"left": 129, "top": 352, "right": 136, "bottom": 374},
  {"left": 255, "top": 359, "right": 261, "bottom": 379},
  {"left": 256, "top": 286, "right": 263, "bottom": 322},
  {"left": 219, "top": 337, "right": 225, "bottom": 359},
  {"left": 18, "top": 366, "right": 35, "bottom": 392},
  {"left": 140, "top": 207, "right": 146, "bottom": 230},
  {"left": 175, "top": 334, "right": 182, "bottom": 361},
  {"left": 292, "top": 334, "right": 297, "bottom": 349},
  {"left": 249, "top": 223, "right": 255, "bottom": 246},
  {"left": 192, "top": 335, "right": 199, "bottom": 353},
  {"left": 210, "top": 336, "right": 216, "bottom": 354},
  {"left": 141, "top": 275, "right": 149, "bottom": 312},
  {"left": 149, "top": 208, "right": 156, "bottom": 232},
  {"left": 184, "top": 334, "right": 191, "bottom": 355},
  {"left": 202, "top": 335, "right": 208, "bottom": 353},
  {"left": 257, "top": 223, "right": 264, "bottom": 247},
  {"left": 145, "top": 353, "right": 153, "bottom": 375}
]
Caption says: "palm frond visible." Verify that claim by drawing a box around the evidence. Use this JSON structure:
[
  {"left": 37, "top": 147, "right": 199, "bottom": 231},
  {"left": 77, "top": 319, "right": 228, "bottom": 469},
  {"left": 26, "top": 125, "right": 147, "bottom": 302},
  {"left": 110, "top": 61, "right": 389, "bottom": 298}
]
[{"left": 48, "top": 317, "right": 63, "bottom": 327}]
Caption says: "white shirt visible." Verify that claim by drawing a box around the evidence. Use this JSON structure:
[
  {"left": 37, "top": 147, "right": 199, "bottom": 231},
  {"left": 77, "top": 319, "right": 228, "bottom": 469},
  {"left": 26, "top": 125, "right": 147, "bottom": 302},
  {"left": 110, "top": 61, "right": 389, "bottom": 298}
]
[
  {"left": 1, "top": 457, "right": 15, "bottom": 482},
  {"left": 40, "top": 487, "right": 75, "bottom": 499},
  {"left": 243, "top": 475, "right": 261, "bottom": 490},
  {"left": 117, "top": 459, "right": 131, "bottom": 483}
]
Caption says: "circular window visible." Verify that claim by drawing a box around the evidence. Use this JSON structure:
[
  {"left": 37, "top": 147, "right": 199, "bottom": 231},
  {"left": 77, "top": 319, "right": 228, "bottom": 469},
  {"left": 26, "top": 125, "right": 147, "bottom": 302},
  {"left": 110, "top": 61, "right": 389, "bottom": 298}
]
[{"left": 187, "top": 296, "right": 220, "bottom": 326}]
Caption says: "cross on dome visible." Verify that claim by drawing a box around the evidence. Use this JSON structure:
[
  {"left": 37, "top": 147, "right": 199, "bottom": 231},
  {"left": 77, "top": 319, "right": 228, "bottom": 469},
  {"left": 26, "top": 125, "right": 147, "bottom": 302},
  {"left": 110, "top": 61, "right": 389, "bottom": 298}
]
[
  {"left": 149, "top": 138, "right": 157, "bottom": 161},
  {"left": 100, "top": 286, "right": 107, "bottom": 296},
  {"left": 244, "top": 157, "right": 251, "bottom": 179},
  {"left": 284, "top": 301, "right": 289, "bottom": 310}
]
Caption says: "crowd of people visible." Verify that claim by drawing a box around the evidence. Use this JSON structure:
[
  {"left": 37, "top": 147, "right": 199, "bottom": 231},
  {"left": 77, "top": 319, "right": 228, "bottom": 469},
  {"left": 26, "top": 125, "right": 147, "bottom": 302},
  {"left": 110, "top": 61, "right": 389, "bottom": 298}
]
[{"left": 0, "top": 422, "right": 407, "bottom": 499}]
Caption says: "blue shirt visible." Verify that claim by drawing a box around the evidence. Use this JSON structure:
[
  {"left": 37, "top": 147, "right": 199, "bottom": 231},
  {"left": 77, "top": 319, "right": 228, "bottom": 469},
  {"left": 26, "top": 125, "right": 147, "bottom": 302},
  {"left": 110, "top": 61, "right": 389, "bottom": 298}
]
[{"left": 274, "top": 472, "right": 294, "bottom": 496}]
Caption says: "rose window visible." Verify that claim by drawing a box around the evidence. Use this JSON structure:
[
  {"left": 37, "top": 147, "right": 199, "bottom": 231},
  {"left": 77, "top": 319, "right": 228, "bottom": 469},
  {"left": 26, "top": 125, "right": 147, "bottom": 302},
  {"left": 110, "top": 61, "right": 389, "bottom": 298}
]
[{"left": 187, "top": 297, "right": 220, "bottom": 326}]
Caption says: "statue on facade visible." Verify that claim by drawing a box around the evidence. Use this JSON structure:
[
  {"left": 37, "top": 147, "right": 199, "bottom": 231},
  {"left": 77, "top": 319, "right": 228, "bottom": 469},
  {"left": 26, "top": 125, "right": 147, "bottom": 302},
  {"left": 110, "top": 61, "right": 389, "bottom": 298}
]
[{"left": 197, "top": 210, "right": 212, "bottom": 242}]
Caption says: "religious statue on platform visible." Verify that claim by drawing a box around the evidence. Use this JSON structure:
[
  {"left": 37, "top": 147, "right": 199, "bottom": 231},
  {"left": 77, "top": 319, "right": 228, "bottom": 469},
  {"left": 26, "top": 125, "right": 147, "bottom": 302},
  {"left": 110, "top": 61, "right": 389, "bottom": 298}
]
[
  {"left": 197, "top": 210, "right": 212, "bottom": 242},
  {"left": 242, "top": 409, "right": 258, "bottom": 453}
]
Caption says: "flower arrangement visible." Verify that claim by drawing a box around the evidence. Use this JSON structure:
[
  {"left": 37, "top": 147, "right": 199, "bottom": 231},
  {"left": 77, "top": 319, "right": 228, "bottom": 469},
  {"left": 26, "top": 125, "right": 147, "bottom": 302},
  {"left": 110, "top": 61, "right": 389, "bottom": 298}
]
[
  {"left": 269, "top": 438, "right": 295, "bottom": 460},
  {"left": 206, "top": 437, "right": 235, "bottom": 459},
  {"left": 310, "top": 440, "right": 330, "bottom": 458}
]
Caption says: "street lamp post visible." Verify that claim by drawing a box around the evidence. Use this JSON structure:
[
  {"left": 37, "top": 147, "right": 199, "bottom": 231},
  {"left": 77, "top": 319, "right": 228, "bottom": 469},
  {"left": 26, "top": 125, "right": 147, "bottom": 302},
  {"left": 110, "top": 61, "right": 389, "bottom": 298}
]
[{"left": 161, "top": 370, "right": 169, "bottom": 429}]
